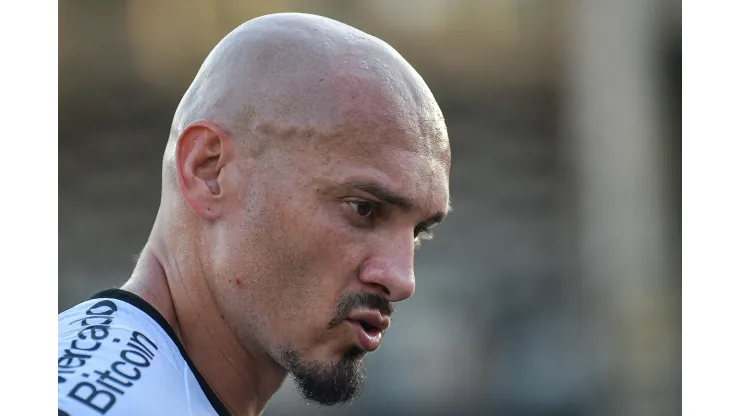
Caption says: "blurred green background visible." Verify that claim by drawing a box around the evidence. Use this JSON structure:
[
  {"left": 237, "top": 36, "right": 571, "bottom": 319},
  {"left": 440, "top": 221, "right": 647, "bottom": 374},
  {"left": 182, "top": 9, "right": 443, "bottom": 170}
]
[{"left": 59, "top": 1, "right": 681, "bottom": 415}]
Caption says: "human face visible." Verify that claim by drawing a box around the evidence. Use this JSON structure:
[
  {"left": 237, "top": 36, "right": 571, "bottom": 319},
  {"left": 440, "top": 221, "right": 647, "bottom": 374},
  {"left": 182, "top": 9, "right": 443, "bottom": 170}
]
[{"left": 208, "top": 100, "right": 450, "bottom": 405}]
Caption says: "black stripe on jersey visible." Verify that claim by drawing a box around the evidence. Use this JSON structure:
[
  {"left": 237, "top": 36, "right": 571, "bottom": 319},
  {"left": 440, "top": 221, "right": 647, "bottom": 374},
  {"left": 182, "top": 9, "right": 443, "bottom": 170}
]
[{"left": 90, "top": 288, "right": 232, "bottom": 416}]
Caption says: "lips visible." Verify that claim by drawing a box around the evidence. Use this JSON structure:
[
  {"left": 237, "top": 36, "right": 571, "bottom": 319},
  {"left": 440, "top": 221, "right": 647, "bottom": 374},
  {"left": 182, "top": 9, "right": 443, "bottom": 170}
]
[{"left": 345, "top": 310, "right": 390, "bottom": 351}]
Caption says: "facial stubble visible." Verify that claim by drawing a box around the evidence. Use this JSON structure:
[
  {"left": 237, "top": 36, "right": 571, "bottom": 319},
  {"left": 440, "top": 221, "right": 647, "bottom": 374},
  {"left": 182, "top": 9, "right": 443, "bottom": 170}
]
[{"left": 281, "top": 291, "right": 393, "bottom": 406}]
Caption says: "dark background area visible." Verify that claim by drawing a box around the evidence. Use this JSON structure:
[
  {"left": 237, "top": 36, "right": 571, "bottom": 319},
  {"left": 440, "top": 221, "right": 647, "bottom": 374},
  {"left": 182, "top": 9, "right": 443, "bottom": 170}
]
[{"left": 59, "top": 1, "right": 681, "bottom": 414}]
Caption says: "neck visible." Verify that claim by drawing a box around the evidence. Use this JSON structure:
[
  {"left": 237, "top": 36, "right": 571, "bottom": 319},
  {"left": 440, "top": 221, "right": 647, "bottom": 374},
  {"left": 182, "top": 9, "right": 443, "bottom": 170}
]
[{"left": 121, "top": 233, "right": 288, "bottom": 416}]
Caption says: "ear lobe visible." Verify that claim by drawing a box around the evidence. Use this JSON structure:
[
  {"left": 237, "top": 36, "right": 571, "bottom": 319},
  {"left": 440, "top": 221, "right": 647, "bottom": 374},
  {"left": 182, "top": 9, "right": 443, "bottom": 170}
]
[{"left": 176, "top": 121, "right": 230, "bottom": 220}]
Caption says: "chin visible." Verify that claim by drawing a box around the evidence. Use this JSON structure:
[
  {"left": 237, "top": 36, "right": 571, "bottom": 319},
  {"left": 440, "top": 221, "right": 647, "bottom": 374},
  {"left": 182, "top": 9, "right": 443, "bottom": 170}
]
[{"left": 282, "top": 345, "right": 367, "bottom": 406}]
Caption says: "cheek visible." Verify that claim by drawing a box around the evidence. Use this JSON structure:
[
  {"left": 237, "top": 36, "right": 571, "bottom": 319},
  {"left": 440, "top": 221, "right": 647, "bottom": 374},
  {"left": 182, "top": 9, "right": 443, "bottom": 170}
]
[
  {"left": 220, "top": 208, "right": 325, "bottom": 326},
  {"left": 213, "top": 188, "right": 367, "bottom": 348},
  {"left": 259, "top": 204, "right": 365, "bottom": 344}
]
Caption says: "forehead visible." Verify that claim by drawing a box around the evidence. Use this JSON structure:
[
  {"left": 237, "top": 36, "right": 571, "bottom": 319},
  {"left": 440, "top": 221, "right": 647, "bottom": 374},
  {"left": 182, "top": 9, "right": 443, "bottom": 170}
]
[
  {"left": 321, "top": 75, "right": 449, "bottom": 161},
  {"left": 298, "top": 121, "right": 451, "bottom": 217},
  {"left": 251, "top": 67, "right": 450, "bottom": 210}
]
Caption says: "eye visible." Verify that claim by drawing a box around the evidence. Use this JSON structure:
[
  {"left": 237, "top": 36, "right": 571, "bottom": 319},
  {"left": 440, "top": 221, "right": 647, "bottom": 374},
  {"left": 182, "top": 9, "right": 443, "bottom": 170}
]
[
  {"left": 349, "top": 201, "right": 376, "bottom": 218},
  {"left": 413, "top": 226, "right": 435, "bottom": 248},
  {"left": 414, "top": 226, "right": 429, "bottom": 239}
]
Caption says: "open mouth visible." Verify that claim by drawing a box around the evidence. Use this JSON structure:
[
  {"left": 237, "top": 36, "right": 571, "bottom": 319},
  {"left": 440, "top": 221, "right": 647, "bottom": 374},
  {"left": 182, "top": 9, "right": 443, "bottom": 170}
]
[
  {"left": 344, "top": 312, "right": 390, "bottom": 352},
  {"left": 358, "top": 319, "right": 381, "bottom": 336}
]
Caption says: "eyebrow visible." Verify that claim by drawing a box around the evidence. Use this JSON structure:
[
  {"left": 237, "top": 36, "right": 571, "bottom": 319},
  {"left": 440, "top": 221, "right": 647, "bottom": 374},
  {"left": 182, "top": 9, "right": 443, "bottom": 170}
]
[{"left": 343, "top": 179, "right": 449, "bottom": 226}]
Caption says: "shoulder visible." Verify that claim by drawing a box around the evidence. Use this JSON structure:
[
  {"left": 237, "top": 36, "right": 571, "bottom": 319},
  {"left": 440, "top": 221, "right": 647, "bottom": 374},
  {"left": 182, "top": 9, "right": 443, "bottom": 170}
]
[{"left": 58, "top": 294, "right": 196, "bottom": 415}]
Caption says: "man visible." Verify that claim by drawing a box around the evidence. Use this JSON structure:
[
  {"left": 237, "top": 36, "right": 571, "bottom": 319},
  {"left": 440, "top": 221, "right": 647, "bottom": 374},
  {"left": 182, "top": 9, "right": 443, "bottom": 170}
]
[{"left": 58, "top": 12, "right": 451, "bottom": 416}]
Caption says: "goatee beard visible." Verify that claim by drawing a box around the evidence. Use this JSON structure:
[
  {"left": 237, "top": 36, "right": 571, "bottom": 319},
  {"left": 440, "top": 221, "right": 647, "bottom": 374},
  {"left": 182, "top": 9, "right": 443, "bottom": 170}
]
[{"left": 282, "top": 346, "right": 366, "bottom": 406}]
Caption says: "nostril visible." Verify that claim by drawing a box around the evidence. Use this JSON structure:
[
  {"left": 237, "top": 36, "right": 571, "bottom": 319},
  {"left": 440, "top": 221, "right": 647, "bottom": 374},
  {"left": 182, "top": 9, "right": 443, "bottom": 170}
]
[{"left": 366, "top": 283, "right": 390, "bottom": 297}]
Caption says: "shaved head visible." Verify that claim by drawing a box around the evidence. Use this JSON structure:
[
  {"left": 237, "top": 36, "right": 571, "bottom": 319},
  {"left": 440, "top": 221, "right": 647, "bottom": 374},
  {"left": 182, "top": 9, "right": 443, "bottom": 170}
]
[
  {"left": 163, "top": 12, "right": 448, "bottom": 189},
  {"left": 144, "top": 12, "right": 451, "bottom": 409}
]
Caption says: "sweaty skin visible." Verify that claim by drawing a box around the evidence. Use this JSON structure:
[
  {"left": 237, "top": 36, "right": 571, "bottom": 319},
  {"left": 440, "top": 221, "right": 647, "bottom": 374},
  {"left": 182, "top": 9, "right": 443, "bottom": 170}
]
[{"left": 121, "top": 12, "right": 450, "bottom": 415}]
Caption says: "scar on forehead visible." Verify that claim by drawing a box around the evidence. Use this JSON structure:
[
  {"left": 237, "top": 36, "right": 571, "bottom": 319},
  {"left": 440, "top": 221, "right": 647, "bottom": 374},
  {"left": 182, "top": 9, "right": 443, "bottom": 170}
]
[
  {"left": 256, "top": 123, "right": 306, "bottom": 139},
  {"left": 254, "top": 121, "right": 375, "bottom": 151}
]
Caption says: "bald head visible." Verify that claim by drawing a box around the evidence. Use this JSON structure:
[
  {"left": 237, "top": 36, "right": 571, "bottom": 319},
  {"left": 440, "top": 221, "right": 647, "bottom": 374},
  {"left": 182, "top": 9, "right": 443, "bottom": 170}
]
[
  {"left": 146, "top": 13, "right": 451, "bottom": 408},
  {"left": 163, "top": 12, "right": 447, "bottom": 188}
]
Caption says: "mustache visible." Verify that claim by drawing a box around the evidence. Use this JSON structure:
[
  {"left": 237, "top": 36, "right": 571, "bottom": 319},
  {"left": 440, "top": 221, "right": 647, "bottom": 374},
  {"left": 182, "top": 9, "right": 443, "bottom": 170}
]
[{"left": 327, "top": 292, "right": 394, "bottom": 329}]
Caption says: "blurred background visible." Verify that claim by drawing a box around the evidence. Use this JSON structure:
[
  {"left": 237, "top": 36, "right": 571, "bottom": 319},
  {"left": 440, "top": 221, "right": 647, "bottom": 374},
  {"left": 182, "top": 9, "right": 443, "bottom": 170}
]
[{"left": 59, "top": 1, "right": 681, "bottom": 415}]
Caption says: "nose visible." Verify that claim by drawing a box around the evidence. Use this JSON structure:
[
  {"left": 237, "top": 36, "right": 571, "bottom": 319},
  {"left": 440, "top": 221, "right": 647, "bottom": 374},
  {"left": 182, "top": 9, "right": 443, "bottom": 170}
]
[{"left": 358, "top": 232, "right": 416, "bottom": 302}]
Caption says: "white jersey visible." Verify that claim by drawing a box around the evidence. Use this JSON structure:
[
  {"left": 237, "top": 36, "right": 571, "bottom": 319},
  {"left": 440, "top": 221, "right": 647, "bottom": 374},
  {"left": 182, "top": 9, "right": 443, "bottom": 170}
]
[{"left": 58, "top": 289, "right": 231, "bottom": 415}]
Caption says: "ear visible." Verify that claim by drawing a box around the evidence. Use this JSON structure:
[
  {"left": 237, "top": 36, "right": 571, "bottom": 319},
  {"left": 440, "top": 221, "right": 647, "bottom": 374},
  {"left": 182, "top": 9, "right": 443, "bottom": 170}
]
[{"left": 175, "top": 120, "right": 231, "bottom": 220}]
